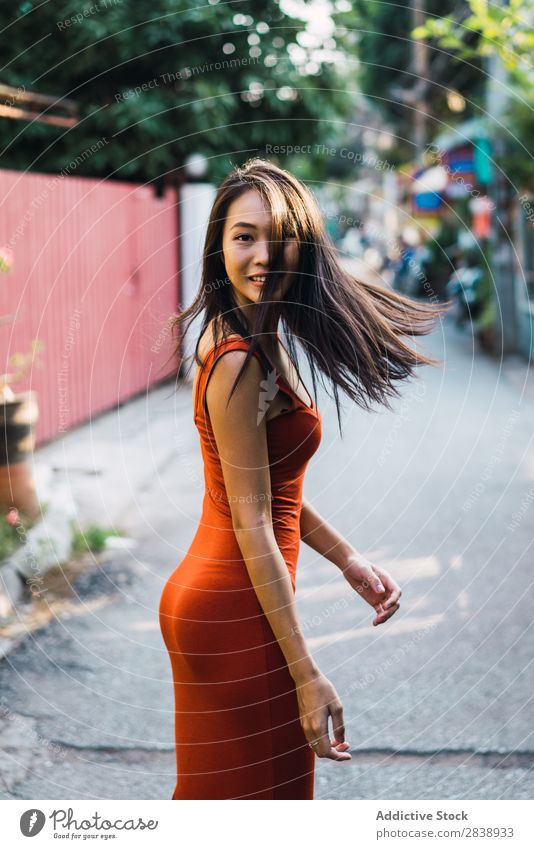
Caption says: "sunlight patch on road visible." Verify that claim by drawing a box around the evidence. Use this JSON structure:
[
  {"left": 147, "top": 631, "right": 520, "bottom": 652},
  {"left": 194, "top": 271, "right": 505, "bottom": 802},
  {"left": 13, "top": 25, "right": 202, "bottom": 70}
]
[{"left": 307, "top": 613, "right": 444, "bottom": 649}]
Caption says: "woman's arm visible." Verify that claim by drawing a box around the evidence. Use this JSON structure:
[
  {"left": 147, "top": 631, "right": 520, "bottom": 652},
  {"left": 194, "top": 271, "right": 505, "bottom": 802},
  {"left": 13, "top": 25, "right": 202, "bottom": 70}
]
[
  {"left": 300, "top": 496, "right": 361, "bottom": 570},
  {"left": 206, "top": 351, "right": 351, "bottom": 761},
  {"left": 300, "top": 496, "right": 402, "bottom": 625}
]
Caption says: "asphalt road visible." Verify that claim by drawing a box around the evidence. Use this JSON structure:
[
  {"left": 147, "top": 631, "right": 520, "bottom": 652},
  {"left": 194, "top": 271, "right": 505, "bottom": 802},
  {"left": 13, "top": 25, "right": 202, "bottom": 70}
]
[{"left": 1, "top": 313, "right": 533, "bottom": 800}]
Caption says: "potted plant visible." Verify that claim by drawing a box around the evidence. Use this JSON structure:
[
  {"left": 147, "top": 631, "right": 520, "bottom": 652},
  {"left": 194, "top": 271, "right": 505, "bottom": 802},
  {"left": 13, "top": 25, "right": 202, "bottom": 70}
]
[{"left": 0, "top": 246, "right": 43, "bottom": 521}]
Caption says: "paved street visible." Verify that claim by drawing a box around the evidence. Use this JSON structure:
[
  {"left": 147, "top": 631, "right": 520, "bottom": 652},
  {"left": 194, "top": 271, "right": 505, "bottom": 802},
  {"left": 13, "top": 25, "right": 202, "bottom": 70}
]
[{"left": 1, "top": 313, "right": 533, "bottom": 800}]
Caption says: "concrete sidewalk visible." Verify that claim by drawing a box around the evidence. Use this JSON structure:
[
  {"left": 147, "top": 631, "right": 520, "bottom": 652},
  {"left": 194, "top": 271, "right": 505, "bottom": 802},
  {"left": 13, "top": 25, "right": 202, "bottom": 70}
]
[{"left": 32, "top": 376, "right": 193, "bottom": 533}]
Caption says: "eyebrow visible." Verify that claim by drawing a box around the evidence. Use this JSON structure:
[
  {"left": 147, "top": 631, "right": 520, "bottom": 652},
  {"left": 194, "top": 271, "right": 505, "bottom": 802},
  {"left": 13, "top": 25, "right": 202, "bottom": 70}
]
[{"left": 230, "top": 222, "right": 259, "bottom": 230}]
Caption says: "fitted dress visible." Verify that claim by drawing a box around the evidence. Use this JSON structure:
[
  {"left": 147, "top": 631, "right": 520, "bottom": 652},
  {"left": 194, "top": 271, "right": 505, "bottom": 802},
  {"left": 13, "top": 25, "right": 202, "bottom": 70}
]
[{"left": 159, "top": 336, "right": 322, "bottom": 799}]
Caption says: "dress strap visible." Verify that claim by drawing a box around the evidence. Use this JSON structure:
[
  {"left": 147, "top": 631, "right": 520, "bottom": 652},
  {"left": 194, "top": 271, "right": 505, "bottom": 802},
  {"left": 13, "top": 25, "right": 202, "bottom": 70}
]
[{"left": 194, "top": 337, "right": 267, "bottom": 420}]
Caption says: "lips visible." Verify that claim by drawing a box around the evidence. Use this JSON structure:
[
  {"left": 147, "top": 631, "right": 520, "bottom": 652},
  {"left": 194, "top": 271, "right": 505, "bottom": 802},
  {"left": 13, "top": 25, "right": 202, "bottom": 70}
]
[{"left": 248, "top": 274, "right": 268, "bottom": 287}]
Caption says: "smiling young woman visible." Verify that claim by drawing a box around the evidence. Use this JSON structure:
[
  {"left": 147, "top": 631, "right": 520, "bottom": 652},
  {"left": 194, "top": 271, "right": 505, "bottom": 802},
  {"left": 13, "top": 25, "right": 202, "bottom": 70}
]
[{"left": 159, "top": 158, "right": 450, "bottom": 800}]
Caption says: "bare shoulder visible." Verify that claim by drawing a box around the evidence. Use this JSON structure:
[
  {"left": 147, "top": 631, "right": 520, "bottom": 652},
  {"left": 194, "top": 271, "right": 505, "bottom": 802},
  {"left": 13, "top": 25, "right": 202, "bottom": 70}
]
[
  {"left": 204, "top": 345, "right": 264, "bottom": 424},
  {"left": 197, "top": 319, "right": 244, "bottom": 365}
]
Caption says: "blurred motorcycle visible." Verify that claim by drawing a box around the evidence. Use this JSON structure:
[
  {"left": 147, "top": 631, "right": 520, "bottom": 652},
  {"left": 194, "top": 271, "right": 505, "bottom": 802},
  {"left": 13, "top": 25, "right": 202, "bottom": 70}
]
[
  {"left": 446, "top": 263, "right": 484, "bottom": 327},
  {"left": 392, "top": 244, "right": 431, "bottom": 297}
]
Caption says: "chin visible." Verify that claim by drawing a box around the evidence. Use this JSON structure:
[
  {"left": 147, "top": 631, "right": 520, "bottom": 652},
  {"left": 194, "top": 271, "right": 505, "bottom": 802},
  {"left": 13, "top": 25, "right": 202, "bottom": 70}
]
[
  {"left": 244, "top": 282, "right": 268, "bottom": 302},
  {"left": 243, "top": 287, "right": 262, "bottom": 304},
  {"left": 251, "top": 282, "right": 286, "bottom": 302}
]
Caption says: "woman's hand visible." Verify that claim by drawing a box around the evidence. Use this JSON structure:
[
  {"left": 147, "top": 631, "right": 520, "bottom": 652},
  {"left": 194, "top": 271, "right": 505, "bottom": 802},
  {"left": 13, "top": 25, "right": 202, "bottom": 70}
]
[
  {"left": 341, "top": 555, "right": 401, "bottom": 626},
  {"left": 294, "top": 670, "right": 352, "bottom": 761}
]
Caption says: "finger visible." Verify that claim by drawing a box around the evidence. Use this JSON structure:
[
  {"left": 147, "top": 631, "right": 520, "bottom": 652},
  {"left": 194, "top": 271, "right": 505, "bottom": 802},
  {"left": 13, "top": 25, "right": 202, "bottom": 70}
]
[
  {"left": 356, "top": 564, "right": 385, "bottom": 595},
  {"left": 384, "top": 587, "right": 402, "bottom": 609},
  {"left": 330, "top": 701, "right": 345, "bottom": 744},
  {"left": 310, "top": 714, "right": 331, "bottom": 758},
  {"left": 330, "top": 748, "right": 352, "bottom": 761},
  {"left": 373, "top": 603, "right": 400, "bottom": 625},
  {"left": 311, "top": 739, "right": 352, "bottom": 760},
  {"left": 331, "top": 739, "right": 351, "bottom": 751},
  {"left": 377, "top": 574, "right": 401, "bottom": 606},
  {"left": 376, "top": 602, "right": 400, "bottom": 621},
  {"left": 367, "top": 568, "right": 386, "bottom": 594},
  {"left": 325, "top": 743, "right": 352, "bottom": 761},
  {"left": 311, "top": 732, "right": 332, "bottom": 758},
  {"left": 377, "top": 571, "right": 395, "bottom": 589}
]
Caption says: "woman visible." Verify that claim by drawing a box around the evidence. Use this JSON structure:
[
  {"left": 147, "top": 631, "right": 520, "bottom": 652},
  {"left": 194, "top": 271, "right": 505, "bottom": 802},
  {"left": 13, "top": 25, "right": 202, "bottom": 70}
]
[{"left": 159, "top": 158, "right": 448, "bottom": 800}]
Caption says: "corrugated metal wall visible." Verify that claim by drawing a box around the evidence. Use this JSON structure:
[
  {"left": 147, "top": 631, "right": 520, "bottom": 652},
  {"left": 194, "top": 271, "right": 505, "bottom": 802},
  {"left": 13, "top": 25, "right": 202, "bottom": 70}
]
[{"left": 0, "top": 169, "right": 180, "bottom": 445}]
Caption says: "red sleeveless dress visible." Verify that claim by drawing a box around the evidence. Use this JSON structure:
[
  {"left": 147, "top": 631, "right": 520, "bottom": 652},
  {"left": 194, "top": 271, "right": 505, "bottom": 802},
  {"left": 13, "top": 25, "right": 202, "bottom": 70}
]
[{"left": 159, "top": 337, "right": 322, "bottom": 799}]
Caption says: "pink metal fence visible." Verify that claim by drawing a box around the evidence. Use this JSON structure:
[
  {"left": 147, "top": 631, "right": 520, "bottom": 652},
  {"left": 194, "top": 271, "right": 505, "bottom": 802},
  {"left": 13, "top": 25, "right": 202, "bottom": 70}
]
[{"left": 0, "top": 169, "right": 180, "bottom": 445}]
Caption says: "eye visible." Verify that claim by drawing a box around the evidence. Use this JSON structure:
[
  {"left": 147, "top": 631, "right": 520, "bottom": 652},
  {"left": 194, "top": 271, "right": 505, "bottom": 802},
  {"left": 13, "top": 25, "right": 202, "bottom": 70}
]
[{"left": 235, "top": 234, "right": 253, "bottom": 242}]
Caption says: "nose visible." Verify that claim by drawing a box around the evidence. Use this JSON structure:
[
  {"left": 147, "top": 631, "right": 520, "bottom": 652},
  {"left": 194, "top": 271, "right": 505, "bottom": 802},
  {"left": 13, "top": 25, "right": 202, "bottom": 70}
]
[{"left": 252, "top": 238, "right": 270, "bottom": 268}]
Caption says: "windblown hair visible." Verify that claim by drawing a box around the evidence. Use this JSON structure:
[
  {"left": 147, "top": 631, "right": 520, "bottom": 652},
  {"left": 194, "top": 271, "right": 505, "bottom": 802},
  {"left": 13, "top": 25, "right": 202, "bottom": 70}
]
[{"left": 167, "top": 157, "right": 451, "bottom": 432}]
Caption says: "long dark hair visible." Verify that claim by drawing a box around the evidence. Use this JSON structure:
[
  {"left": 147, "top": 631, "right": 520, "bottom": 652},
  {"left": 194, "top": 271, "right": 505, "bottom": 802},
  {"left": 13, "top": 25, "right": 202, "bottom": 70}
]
[{"left": 168, "top": 157, "right": 451, "bottom": 432}]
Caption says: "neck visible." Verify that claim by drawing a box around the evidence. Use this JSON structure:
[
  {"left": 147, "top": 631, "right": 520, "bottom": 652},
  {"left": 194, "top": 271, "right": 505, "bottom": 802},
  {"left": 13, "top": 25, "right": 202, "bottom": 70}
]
[{"left": 234, "top": 302, "right": 281, "bottom": 346}]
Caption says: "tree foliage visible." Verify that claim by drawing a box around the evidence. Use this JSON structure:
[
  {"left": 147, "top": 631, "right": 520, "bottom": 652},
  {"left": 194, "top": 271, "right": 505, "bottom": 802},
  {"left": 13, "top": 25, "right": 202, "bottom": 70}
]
[
  {"left": 332, "top": 0, "right": 485, "bottom": 164},
  {"left": 413, "top": 0, "right": 534, "bottom": 188},
  {"left": 413, "top": 0, "right": 533, "bottom": 85},
  {"left": 0, "top": 0, "right": 350, "bottom": 184}
]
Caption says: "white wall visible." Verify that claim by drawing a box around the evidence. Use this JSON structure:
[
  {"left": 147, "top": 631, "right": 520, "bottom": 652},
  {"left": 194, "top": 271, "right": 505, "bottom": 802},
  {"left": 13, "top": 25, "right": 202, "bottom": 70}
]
[{"left": 179, "top": 182, "right": 217, "bottom": 381}]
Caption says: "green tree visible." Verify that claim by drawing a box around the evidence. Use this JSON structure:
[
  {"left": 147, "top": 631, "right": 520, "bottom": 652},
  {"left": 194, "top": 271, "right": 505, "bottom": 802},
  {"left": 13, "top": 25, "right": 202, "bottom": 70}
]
[
  {"left": 413, "top": 0, "right": 533, "bottom": 83},
  {"left": 413, "top": 0, "right": 534, "bottom": 189},
  {"left": 332, "top": 0, "right": 485, "bottom": 165},
  {"left": 0, "top": 0, "right": 350, "bottom": 184}
]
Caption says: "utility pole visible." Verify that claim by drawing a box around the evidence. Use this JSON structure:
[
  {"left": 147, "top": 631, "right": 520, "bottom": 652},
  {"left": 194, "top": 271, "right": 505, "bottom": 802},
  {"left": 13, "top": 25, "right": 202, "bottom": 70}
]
[
  {"left": 412, "top": 0, "right": 429, "bottom": 163},
  {"left": 485, "top": 1, "right": 517, "bottom": 356},
  {"left": 390, "top": 2, "right": 429, "bottom": 163}
]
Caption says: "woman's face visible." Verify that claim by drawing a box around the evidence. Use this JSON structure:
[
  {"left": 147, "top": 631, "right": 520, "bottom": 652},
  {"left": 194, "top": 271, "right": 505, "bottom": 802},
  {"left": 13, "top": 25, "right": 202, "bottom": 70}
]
[{"left": 221, "top": 189, "right": 299, "bottom": 309}]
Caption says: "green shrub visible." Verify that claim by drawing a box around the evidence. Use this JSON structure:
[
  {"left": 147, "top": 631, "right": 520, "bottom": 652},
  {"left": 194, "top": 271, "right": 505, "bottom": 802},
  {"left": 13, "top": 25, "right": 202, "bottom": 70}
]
[{"left": 70, "top": 523, "right": 124, "bottom": 557}]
